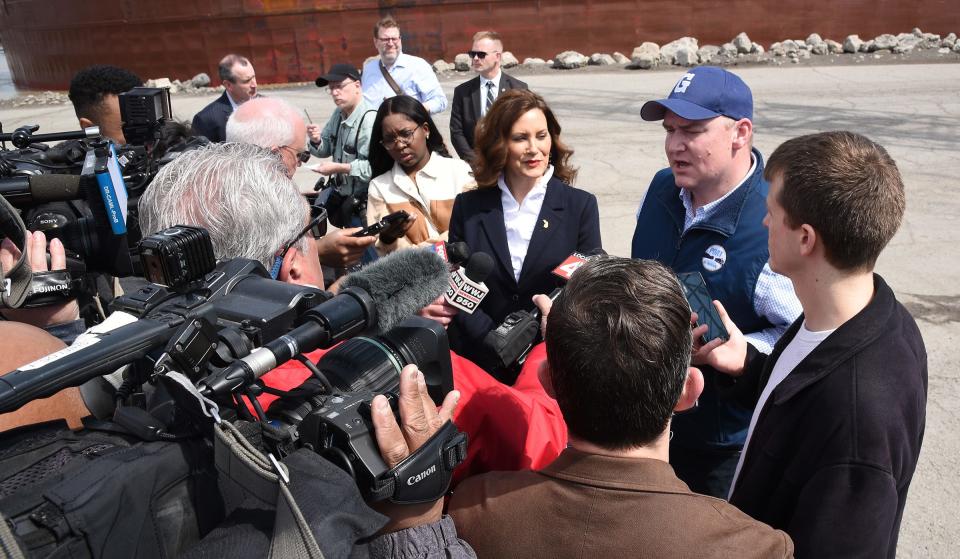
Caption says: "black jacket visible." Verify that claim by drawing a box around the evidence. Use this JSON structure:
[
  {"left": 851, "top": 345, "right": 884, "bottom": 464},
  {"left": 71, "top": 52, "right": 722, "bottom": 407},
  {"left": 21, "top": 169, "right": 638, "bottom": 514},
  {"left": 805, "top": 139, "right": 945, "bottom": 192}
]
[
  {"left": 446, "top": 179, "right": 601, "bottom": 378},
  {"left": 728, "top": 275, "right": 927, "bottom": 559},
  {"left": 191, "top": 92, "right": 233, "bottom": 142},
  {"left": 449, "top": 73, "right": 528, "bottom": 161}
]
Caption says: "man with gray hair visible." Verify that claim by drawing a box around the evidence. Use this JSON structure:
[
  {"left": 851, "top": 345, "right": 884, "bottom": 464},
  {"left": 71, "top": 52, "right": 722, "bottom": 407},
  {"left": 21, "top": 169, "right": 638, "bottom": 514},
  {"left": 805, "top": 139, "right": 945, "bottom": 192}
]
[
  {"left": 139, "top": 142, "right": 324, "bottom": 286},
  {"left": 224, "top": 97, "right": 377, "bottom": 269},
  {"left": 192, "top": 54, "right": 258, "bottom": 142}
]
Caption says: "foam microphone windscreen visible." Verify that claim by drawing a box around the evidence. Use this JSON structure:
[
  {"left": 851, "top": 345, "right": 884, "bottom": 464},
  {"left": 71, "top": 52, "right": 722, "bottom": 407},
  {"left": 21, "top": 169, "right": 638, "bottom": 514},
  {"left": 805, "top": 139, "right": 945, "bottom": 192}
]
[
  {"left": 339, "top": 248, "right": 450, "bottom": 334},
  {"left": 463, "top": 251, "right": 495, "bottom": 283}
]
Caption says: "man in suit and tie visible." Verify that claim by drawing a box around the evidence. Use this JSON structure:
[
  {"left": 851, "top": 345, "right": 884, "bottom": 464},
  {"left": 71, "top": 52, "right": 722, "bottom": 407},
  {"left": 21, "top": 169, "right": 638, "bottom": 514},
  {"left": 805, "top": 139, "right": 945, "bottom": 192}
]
[
  {"left": 192, "top": 54, "right": 258, "bottom": 142},
  {"left": 450, "top": 31, "right": 528, "bottom": 161}
]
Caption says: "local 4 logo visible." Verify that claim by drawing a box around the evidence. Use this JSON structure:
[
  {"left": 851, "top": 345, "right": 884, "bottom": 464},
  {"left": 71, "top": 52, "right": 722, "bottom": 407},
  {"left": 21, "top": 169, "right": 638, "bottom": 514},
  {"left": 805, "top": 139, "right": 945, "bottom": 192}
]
[{"left": 551, "top": 252, "right": 589, "bottom": 281}]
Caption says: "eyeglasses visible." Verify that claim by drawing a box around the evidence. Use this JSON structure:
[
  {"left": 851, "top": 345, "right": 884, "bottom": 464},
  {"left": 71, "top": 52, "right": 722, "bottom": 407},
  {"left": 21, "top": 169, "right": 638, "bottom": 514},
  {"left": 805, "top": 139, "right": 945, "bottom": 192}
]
[
  {"left": 279, "top": 145, "right": 311, "bottom": 165},
  {"left": 377, "top": 36, "right": 401, "bottom": 43},
  {"left": 468, "top": 50, "right": 500, "bottom": 59},
  {"left": 379, "top": 127, "right": 420, "bottom": 148},
  {"left": 328, "top": 79, "right": 358, "bottom": 91},
  {"left": 269, "top": 205, "right": 328, "bottom": 279}
]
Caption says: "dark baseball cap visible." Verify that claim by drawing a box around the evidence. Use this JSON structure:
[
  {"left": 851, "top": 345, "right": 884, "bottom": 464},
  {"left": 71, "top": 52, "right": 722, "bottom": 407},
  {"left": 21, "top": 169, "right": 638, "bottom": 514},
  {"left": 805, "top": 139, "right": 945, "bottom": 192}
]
[
  {"left": 315, "top": 63, "right": 360, "bottom": 87},
  {"left": 641, "top": 66, "right": 753, "bottom": 122}
]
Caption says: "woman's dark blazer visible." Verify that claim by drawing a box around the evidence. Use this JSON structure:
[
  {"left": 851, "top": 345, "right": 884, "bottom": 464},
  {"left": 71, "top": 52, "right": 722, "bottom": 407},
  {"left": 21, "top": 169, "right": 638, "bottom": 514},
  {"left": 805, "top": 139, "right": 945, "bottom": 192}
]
[{"left": 447, "top": 177, "right": 602, "bottom": 375}]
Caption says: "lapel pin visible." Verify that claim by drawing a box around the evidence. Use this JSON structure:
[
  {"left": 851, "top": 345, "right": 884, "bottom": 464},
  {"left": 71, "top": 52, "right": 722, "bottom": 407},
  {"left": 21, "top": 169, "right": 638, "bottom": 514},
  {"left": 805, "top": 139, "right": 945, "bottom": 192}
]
[{"left": 542, "top": 219, "right": 549, "bottom": 229}]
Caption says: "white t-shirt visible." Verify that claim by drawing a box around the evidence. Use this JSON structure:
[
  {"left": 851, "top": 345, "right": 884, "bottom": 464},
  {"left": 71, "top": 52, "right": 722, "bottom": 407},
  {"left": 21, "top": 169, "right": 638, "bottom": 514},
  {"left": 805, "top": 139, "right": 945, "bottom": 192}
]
[{"left": 728, "top": 321, "right": 836, "bottom": 497}]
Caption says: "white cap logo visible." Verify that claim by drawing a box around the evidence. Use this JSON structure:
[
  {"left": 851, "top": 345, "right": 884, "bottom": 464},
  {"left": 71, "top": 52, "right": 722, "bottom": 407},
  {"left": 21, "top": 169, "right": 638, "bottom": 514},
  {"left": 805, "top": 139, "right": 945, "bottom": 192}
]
[
  {"left": 702, "top": 245, "right": 726, "bottom": 272},
  {"left": 674, "top": 73, "right": 696, "bottom": 94}
]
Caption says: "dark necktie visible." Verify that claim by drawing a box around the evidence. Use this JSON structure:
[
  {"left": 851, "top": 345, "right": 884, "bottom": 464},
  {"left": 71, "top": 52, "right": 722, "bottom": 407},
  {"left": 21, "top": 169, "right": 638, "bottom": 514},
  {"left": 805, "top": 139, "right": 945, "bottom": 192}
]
[{"left": 485, "top": 81, "right": 495, "bottom": 114}]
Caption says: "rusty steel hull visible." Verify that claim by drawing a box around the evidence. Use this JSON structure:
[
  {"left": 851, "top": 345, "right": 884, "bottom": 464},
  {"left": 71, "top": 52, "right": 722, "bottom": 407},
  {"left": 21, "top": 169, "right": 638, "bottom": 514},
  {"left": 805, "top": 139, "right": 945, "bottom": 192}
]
[{"left": 1, "top": 0, "right": 958, "bottom": 90}]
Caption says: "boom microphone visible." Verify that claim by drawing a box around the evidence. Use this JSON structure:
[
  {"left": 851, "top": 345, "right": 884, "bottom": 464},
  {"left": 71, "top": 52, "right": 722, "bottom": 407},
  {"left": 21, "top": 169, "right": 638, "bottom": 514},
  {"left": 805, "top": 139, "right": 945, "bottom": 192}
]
[
  {"left": 0, "top": 174, "right": 82, "bottom": 207},
  {"left": 340, "top": 248, "right": 451, "bottom": 334},
  {"left": 199, "top": 248, "right": 451, "bottom": 397}
]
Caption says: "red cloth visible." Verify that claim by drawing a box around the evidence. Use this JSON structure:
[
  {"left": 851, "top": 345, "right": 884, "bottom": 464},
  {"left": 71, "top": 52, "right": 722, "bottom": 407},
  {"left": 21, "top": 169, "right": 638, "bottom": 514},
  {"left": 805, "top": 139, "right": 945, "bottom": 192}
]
[{"left": 256, "top": 342, "right": 567, "bottom": 485}]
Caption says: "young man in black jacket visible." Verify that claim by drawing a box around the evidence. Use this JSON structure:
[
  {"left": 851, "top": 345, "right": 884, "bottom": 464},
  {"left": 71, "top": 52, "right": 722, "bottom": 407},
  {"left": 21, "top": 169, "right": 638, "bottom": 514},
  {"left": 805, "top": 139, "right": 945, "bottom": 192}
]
[{"left": 696, "top": 131, "right": 927, "bottom": 558}]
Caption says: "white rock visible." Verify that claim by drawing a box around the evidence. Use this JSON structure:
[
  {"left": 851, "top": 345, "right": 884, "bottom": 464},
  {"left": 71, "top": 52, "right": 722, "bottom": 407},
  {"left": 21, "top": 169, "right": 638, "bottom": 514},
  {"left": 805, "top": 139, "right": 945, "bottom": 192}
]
[
  {"left": 810, "top": 43, "right": 828, "bottom": 55},
  {"left": 522, "top": 57, "right": 547, "bottom": 67},
  {"left": 501, "top": 51, "right": 519, "bottom": 68},
  {"left": 861, "top": 40, "right": 873, "bottom": 52},
  {"left": 894, "top": 35, "right": 921, "bottom": 53},
  {"left": 190, "top": 73, "right": 211, "bottom": 87},
  {"left": 612, "top": 52, "right": 631, "bottom": 64},
  {"left": 721, "top": 42, "right": 739, "bottom": 57},
  {"left": 553, "top": 50, "right": 589, "bottom": 69},
  {"left": 843, "top": 35, "right": 863, "bottom": 53},
  {"left": 630, "top": 52, "right": 658, "bottom": 69},
  {"left": 631, "top": 42, "right": 660, "bottom": 59},
  {"left": 912, "top": 27, "right": 923, "bottom": 37},
  {"left": 697, "top": 45, "right": 721, "bottom": 64},
  {"left": 941, "top": 33, "right": 957, "bottom": 48},
  {"left": 660, "top": 37, "right": 699, "bottom": 64},
  {"left": 431, "top": 60, "right": 453, "bottom": 73},
  {"left": 922, "top": 33, "right": 941, "bottom": 48},
  {"left": 145, "top": 77, "right": 172, "bottom": 89},
  {"left": 871, "top": 34, "right": 898, "bottom": 51},
  {"left": 751, "top": 42, "right": 765, "bottom": 55},
  {"left": 454, "top": 53, "right": 471, "bottom": 71},
  {"left": 954, "top": 41, "right": 960, "bottom": 53},
  {"left": 674, "top": 47, "right": 698, "bottom": 66},
  {"left": 938, "top": 47, "right": 950, "bottom": 54},
  {"left": 806, "top": 33, "right": 824, "bottom": 46},
  {"left": 732, "top": 32, "right": 752, "bottom": 53},
  {"left": 589, "top": 53, "right": 616, "bottom": 65},
  {"left": 825, "top": 39, "right": 843, "bottom": 54}
]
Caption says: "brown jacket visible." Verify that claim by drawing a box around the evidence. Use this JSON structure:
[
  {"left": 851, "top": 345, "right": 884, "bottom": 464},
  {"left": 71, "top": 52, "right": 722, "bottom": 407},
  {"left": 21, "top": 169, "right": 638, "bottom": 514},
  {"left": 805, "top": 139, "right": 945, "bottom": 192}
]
[{"left": 449, "top": 448, "right": 793, "bottom": 559}]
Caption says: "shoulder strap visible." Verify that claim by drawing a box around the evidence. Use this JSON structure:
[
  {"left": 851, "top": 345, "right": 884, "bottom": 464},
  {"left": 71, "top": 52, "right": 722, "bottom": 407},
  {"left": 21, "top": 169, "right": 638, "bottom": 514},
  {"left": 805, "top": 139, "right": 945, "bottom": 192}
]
[
  {"left": 352, "top": 110, "right": 377, "bottom": 154},
  {"left": 379, "top": 62, "right": 404, "bottom": 96}
]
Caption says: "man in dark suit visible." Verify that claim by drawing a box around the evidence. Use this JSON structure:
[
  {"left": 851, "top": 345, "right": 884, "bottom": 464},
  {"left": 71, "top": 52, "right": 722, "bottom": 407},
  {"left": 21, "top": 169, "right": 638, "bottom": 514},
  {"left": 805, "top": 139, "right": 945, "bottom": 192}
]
[
  {"left": 449, "top": 31, "right": 527, "bottom": 161},
  {"left": 449, "top": 257, "right": 793, "bottom": 559},
  {"left": 191, "top": 54, "right": 258, "bottom": 142}
]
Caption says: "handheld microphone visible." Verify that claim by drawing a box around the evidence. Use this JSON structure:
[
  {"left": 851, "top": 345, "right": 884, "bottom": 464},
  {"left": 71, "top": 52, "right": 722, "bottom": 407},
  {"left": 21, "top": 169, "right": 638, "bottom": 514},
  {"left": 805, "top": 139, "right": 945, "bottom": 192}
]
[
  {"left": 484, "top": 248, "right": 606, "bottom": 370},
  {"left": 443, "top": 251, "right": 493, "bottom": 314},
  {"left": 0, "top": 174, "right": 83, "bottom": 208},
  {"left": 428, "top": 241, "right": 470, "bottom": 268},
  {"left": 200, "top": 248, "right": 451, "bottom": 397}
]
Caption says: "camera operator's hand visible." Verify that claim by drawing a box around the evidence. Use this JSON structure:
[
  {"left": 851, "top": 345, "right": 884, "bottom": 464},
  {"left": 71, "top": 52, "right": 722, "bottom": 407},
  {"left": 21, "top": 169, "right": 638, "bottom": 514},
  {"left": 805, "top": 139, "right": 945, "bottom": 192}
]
[
  {"left": 316, "top": 228, "right": 376, "bottom": 268},
  {"left": 371, "top": 365, "right": 460, "bottom": 534},
  {"left": 306, "top": 123, "right": 323, "bottom": 146},
  {"left": 691, "top": 300, "right": 748, "bottom": 377},
  {"left": 418, "top": 295, "right": 458, "bottom": 328},
  {"left": 310, "top": 161, "right": 351, "bottom": 176},
  {"left": 0, "top": 231, "right": 80, "bottom": 328}
]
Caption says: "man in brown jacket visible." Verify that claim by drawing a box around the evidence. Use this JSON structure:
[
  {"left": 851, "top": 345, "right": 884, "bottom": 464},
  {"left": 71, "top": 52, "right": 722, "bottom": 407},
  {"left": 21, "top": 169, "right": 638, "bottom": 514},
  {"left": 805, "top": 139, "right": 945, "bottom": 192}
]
[{"left": 448, "top": 257, "right": 793, "bottom": 558}]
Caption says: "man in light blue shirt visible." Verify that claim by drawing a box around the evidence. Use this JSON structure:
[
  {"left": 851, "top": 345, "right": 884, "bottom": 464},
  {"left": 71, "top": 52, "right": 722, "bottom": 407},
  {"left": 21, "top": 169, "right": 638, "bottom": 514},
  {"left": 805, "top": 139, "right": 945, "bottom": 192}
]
[{"left": 361, "top": 16, "right": 447, "bottom": 114}]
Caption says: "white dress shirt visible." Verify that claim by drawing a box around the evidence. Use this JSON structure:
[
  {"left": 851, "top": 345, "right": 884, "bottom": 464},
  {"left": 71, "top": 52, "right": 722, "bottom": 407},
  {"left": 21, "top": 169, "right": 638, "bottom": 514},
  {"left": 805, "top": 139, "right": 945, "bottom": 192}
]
[
  {"left": 498, "top": 166, "right": 555, "bottom": 282},
  {"left": 479, "top": 71, "right": 502, "bottom": 117}
]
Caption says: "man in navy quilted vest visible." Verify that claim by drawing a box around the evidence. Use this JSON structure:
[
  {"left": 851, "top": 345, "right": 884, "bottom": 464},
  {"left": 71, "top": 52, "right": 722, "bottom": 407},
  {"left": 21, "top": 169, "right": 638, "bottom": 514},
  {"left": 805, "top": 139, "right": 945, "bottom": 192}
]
[{"left": 631, "top": 66, "right": 801, "bottom": 498}]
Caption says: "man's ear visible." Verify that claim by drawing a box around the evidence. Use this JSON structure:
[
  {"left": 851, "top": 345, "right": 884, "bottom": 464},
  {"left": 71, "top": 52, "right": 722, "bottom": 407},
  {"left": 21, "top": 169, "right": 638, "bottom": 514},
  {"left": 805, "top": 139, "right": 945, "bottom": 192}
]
[
  {"left": 798, "top": 223, "right": 818, "bottom": 257},
  {"left": 731, "top": 118, "right": 753, "bottom": 150},
  {"left": 78, "top": 117, "right": 94, "bottom": 130},
  {"left": 674, "top": 367, "right": 704, "bottom": 412},
  {"left": 278, "top": 242, "right": 325, "bottom": 289},
  {"left": 537, "top": 360, "right": 556, "bottom": 399}
]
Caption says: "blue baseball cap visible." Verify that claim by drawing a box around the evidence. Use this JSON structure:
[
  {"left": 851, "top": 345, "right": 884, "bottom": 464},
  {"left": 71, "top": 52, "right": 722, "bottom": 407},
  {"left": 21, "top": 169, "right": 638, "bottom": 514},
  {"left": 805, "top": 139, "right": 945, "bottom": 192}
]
[{"left": 641, "top": 66, "right": 753, "bottom": 122}]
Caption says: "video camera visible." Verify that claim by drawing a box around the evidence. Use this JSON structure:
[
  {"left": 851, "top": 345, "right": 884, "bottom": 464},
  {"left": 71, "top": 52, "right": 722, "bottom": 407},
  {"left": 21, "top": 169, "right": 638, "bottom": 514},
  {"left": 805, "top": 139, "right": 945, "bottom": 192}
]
[
  {"left": 0, "top": 87, "right": 207, "bottom": 322},
  {"left": 0, "top": 226, "right": 465, "bottom": 503}
]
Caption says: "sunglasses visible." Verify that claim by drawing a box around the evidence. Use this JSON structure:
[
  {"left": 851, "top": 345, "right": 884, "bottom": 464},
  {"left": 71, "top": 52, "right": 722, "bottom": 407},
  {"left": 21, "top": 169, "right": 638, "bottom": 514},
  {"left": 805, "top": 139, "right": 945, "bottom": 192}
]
[
  {"left": 269, "top": 204, "right": 328, "bottom": 279},
  {"left": 280, "top": 145, "right": 311, "bottom": 164},
  {"left": 468, "top": 50, "right": 499, "bottom": 59}
]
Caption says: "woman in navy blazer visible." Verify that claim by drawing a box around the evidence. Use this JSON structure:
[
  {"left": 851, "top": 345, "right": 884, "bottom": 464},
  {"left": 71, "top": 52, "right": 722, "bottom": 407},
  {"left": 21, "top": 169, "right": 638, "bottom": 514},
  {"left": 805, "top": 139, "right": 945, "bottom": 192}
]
[{"left": 447, "top": 90, "right": 601, "bottom": 382}]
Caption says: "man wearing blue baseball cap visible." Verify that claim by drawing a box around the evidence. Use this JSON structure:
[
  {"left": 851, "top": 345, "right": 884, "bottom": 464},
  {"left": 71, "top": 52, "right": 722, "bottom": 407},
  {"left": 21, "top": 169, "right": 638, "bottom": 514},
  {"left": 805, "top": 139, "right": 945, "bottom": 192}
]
[{"left": 631, "top": 66, "right": 801, "bottom": 498}]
